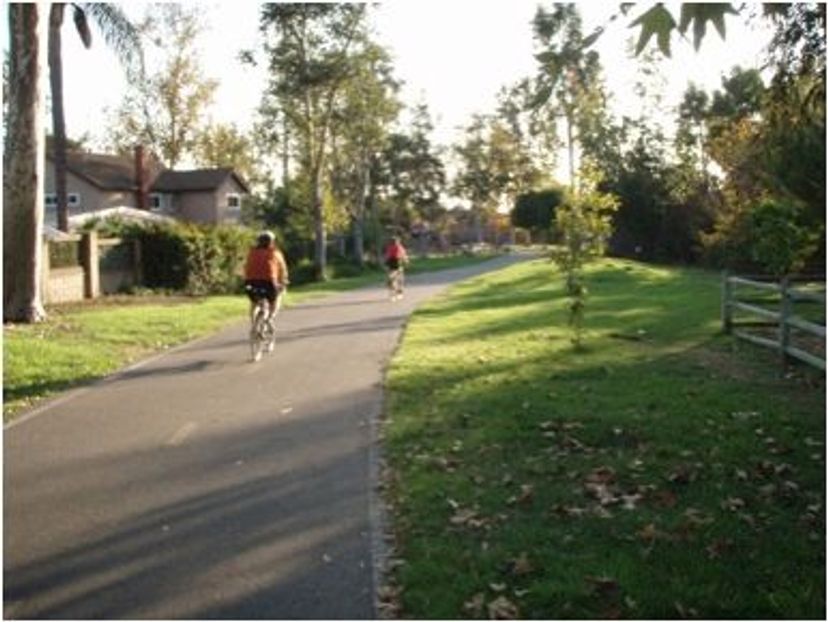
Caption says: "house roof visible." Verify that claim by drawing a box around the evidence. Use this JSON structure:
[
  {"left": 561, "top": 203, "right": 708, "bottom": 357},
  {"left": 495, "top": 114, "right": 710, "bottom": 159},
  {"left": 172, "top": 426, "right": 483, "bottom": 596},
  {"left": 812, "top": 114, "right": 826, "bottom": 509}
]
[
  {"left": 56, "top": 152, "right": 139, "bottom": 191},
  {"left": 48, "top": 151, "right": 249, "bottom": 194},
  {"left": 152, "top": 168, "right": 250, "bottom": 194}
]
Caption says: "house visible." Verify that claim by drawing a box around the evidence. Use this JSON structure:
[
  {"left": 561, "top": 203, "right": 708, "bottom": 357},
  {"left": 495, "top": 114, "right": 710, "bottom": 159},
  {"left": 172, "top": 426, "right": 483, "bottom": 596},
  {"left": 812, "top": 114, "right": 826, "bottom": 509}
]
[{"left": 44, "top": 146, "right": 250, "bottom": 227}]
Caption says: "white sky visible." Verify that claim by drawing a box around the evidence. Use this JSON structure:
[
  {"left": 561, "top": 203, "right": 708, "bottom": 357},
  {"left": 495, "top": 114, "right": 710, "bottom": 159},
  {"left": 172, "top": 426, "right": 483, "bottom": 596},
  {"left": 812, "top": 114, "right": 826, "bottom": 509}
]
[{"left": 9, "top": 1, "right": 775, "bottom": 169}]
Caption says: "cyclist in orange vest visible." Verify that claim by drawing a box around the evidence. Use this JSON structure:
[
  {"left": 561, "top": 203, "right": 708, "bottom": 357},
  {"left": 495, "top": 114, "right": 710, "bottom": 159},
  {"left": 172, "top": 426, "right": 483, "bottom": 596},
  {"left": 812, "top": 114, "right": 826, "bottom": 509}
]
[{"left": 244, "top": 230, "right": 289, "bottom": 324}]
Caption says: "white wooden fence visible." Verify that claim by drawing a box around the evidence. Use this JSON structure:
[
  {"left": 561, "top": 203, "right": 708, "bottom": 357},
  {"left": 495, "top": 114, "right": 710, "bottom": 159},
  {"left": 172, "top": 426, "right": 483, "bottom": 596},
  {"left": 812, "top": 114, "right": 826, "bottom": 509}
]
[{"left": 722, "top": 273, "right": 826, "bottom": 371}]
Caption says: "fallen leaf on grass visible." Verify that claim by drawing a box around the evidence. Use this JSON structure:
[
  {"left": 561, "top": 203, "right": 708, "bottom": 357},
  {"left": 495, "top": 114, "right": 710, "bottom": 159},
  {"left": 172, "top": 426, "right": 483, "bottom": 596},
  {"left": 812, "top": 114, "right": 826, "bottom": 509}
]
[
  {"left": 621, "top": 493, "right": 643, "bottom": 510},
  {"left": 450, "top": 508, "right": 479, "bottom": 526},
  {"left": 489, "top": 582, "right": 507, "bottom": 593},
  {"left": 517, "top": 484, "right": 534, "bottom": 505},
  {"left": 674, "top": 601, "right": 699, "bottom": 618},
  {"left": 463, "top": 593, "right": 485, "bottom": 617},
  {"left": 667, "top": 465, "right": 696, "bottom": 485},
  {"left": 638, "top": 523, "right": 661, "bottom": 543},
  {"left": 705, "top": 538, "right": 734, "bottom": 559},
  {"left": 684, "top": 508, "right": 714, "bottom": 527},
  {"left": 510, "top": 552, "right": 535, "bottom": 577},
  {"left": 651, "top": 489, "right": 678, "bottom": 508},
  {"left": 488, "top": 595, "right": 520, "bottom": 619},
  {"left": 553, "top": 504, "right": 588, "bottom": 518},
  {"left": 585, "top": 466, "right": 617, "bottom": 485},
  {"left": 586, "top": 575, "right": 620, "bottom": 597},
  {"left": 720, "top": 497, "right": 746, "bottom": 512}
]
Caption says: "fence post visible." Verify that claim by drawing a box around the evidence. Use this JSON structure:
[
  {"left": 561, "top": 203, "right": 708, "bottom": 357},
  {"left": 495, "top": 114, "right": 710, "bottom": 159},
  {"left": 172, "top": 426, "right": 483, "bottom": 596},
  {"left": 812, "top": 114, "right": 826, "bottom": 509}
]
[
  {"left": 81, "top": 231, "right": 100, "bottom": 299},
  {"left": 132, "top": 239, "right": 144, "bottom": 286},
  {"left": 721, "top": 270, "right": 732, "bottom": 334},
  {"left": 779, "top": 275, "right": 792, "bottom": 370}
]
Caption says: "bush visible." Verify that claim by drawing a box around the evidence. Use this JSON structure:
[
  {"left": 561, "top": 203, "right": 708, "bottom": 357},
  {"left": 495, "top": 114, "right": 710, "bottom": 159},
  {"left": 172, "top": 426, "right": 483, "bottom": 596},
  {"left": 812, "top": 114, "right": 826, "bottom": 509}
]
[
  {"left": 748, "top": 199, "right": 822, "bottom": 276},
  {"left": 123, "top": 222, "right": 257, "bottom": 295}
]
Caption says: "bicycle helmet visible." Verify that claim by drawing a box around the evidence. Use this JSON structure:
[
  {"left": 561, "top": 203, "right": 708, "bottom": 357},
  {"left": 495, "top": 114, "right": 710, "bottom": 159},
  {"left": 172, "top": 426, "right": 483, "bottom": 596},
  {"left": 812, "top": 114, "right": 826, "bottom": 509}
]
[{"left": 257, "top": 230, "right": 275, "bottom": 247}]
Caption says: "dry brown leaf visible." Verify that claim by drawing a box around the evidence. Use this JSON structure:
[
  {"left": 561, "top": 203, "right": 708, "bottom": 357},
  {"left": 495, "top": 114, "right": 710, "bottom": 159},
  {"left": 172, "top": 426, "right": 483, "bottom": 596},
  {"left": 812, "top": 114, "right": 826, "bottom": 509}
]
[
  {"left": 585, "top": 466, "right": 617, "bottom": 485},
  {"left": 706, "top": 538, "right": 734, "bottom": 559},
  {"left": 638, "top": 522, "right": 659, "bottom": 543},
  {"left": 463, "top": 592, "right": 486, "bottom": 617},
  {"left": 488, "top": 595, "right": 520, "bottom": 619},
  {"left": 721, "top": 497, "right": 746, "bottom": 512},
  {"left": 517, "top": 484, "right": 534, "bottom": 505},
  {"left": 450, "top": 508, "right": 478, "bottom": 526},
  {"left": 651, "top": 489, "right": 678, "bottom": 508},
  {"left": 511, "top": 552, "right": 535, "bottom": 576},
  {"left": 586, "top": 575, "right": 620, "bottom": 597}
]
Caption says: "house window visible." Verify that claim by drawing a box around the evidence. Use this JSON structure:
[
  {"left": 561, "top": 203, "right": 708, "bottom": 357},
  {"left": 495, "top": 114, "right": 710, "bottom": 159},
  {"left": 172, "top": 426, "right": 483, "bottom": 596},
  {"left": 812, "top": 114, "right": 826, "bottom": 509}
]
[
  {"left": 45, "top": 193, "right": 80, "bottom": 206},
  {"left": 227, "top": 194, "right": 241, "bottom": 209},
  {"left": 149, "top": 193, "right": 162, "bottom": 210}
]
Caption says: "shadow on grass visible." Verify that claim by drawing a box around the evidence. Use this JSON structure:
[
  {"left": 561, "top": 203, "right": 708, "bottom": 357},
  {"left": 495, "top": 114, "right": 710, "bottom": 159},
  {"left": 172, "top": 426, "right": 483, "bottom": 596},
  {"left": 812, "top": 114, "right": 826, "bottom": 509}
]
[{"left": 384, "top": 259, "right": 825, "bottom": 619}]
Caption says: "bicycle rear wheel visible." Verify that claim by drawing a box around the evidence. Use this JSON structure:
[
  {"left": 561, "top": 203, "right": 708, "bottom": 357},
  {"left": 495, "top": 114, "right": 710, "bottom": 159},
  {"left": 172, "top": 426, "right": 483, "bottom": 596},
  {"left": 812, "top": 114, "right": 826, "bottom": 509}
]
[{"left": 250, "top": 305, "right": 267, "bottom": 362}]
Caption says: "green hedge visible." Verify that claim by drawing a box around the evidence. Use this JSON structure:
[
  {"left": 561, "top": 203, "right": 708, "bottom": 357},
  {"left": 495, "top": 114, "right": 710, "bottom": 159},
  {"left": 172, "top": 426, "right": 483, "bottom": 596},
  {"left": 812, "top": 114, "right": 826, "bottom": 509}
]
[
  {"left": 137, "top": 223, "right": 253, "bottom": 295},
  {"left": 87, "top": 220, "right": 256, "bottom": 295}
]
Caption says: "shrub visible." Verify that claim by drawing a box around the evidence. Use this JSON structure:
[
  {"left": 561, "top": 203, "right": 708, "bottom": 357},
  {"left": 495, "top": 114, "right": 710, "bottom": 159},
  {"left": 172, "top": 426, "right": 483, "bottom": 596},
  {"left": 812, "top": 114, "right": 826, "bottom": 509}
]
[
  {"left": 748, "top": 198, "right": 822, "bottom": 276},
  {"left": 124, "top": 222, "right": 257, "bottom": 295}
]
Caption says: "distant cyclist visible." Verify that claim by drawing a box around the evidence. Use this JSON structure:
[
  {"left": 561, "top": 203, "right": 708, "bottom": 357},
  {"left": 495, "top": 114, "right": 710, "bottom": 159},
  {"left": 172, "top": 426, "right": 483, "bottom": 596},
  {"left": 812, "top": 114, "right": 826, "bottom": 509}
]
[
  {"left": 383, "top": 235, "right": 409, "bottom": 299},
  {"left": 244, "top": 230, "right": 289, "bottom": 325}
]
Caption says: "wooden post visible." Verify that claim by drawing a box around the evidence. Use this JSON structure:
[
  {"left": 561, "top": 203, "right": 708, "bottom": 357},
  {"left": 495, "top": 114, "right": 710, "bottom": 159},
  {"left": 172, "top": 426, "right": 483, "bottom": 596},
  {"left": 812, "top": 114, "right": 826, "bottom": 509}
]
[
  {"left": 779, "top": 275, "right": 792, "bottom": 370},
  {"left": 721, "top": 271, "right": 732, "bottom": 334},
  {"left": 81, "top": 230, "right": 99, "bottom": 299},
  {"left": 132, "top": 239, "right": 143, "bottom": 286}
]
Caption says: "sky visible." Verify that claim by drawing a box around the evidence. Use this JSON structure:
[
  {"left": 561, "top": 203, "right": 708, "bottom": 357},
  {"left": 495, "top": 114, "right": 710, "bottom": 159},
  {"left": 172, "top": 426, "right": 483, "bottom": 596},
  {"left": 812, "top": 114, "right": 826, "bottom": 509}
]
[{"left": 7, "top": 1, "right": 776, "bottom": 169}]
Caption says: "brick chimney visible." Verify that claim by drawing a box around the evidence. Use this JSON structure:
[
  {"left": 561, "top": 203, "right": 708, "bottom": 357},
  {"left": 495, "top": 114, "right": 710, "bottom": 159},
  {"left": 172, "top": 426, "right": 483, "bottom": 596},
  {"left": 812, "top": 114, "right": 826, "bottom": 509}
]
[{"left": 134, "top": 145, "right": 149, "bottom": 210}]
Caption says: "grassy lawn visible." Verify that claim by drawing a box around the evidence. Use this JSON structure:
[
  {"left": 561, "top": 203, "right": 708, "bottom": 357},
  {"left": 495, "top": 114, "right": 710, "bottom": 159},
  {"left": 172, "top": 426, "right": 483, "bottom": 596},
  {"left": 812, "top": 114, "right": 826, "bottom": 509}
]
[
  {"left": 3, "top": 252, "right": 497, "bottom": 422},
  {"left": 382, "top": 257, "right": 825, "bottom": 619}
]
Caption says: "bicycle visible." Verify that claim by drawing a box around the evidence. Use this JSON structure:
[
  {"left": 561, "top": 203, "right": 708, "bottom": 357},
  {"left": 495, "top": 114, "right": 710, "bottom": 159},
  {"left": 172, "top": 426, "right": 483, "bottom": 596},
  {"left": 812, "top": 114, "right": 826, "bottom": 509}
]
[
  {"left": 246, "top": 285, "right": 279, "bottom": 362},
  {"left": 387, "top": 267, "right": 404, "bottom": 301}
]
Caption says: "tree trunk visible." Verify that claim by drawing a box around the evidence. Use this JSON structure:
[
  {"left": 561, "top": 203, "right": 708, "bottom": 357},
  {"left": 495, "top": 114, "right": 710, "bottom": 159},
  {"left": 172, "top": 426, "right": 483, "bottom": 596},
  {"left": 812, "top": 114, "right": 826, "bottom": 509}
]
[
  {"left": 368, "top": 162, "right": 381, "bottom": 264},
  {"left": 311, "top": 165, "right": 327, "bottom": 281},
  {"left": 4, "top": 3, "right": 48, "bottom": 323},
  {"left": 352, "top": 160, "right": 369, "bottom": 268},
  {"left": 566, "top": 109, "right": 576, "bottom": 191},
  {"left": 48, "top": 3, "right": 69, "bottom": 232},
  {"left": 281, "top": 105, "right": 290, "bottom": 191}
]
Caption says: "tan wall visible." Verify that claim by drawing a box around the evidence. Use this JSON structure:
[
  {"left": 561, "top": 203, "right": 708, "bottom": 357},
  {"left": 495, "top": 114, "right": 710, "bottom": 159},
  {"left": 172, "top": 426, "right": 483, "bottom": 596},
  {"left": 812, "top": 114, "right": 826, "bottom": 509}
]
[
  {"left": 215, "top": 178, "right": 244, "bottom": 223},
  {"left": 46, "top": 267, "right": 85, "bottom": 304},
  {"left": 174, "top": 190, "right": 218, "bottom": 224},
  {"left": 44, "top": 167, "right": 137, "bottom": 226}
]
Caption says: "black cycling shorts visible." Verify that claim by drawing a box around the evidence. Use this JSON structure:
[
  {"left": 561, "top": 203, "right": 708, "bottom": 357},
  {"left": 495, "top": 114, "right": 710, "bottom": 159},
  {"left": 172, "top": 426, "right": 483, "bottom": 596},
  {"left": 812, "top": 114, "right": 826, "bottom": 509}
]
[
  {"left": 245, "top": 280, "right": 279, "bottom": 304},
  {"left": 385, "top": 258, "right": 401, "bottom": 271}
]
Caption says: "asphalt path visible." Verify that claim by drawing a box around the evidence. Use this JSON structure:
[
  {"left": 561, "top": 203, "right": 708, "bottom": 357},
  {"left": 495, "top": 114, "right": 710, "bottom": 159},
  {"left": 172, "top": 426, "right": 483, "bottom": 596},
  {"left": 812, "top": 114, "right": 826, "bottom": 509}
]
[{"left": 4, "top": 252, "right": 532, "bottom": 620}]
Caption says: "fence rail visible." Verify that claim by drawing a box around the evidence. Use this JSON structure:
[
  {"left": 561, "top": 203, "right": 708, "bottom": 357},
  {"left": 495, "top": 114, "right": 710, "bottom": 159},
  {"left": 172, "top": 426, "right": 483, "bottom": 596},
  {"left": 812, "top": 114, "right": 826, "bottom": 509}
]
[{"left": 722, "top": 272, "right": 826, "bottom": 371}]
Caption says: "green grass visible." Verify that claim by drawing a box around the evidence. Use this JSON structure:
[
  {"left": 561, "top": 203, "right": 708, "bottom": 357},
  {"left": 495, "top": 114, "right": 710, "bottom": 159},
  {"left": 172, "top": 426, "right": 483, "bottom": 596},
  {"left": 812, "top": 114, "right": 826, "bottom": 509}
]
[
  {"left": 3, "top": 252, "right": 498, "bottom": 422},
  {"left": 383, "top": 257, "right": 825, "bottom": 619}
]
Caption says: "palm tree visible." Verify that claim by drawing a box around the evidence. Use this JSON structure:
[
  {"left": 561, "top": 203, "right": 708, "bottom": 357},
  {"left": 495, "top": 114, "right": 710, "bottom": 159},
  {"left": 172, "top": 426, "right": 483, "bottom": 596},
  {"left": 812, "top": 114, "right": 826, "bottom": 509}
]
[{"left": 49, "top": 3, "right": 143, "bottom": 232}]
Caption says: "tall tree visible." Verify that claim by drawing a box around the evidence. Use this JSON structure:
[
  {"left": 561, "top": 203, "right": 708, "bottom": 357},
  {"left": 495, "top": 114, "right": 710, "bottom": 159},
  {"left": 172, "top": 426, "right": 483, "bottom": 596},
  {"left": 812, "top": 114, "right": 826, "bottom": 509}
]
[
  {"left": 328, "top": 42, "right": 401, "bottom": 266},
  {"left": 259, "top": 3, "right": 369, "bottom": 281},
  {"left": 532, "top": 3, "right": 604, "bottom": 189},
  {"left": 107, "top": 4, "right": 216, "bottom": 168},
  {"left": 49, "top": 3, "right": 142, "bottom": 231},
  {"left": 195, "top": 122, "right": 260, "bottom": 185},
  {"left": 381, "top": 103, "right": 446, "bottom": 231},
  {"left": 4, "top": 3, "right": 48, "bottom": 322}
]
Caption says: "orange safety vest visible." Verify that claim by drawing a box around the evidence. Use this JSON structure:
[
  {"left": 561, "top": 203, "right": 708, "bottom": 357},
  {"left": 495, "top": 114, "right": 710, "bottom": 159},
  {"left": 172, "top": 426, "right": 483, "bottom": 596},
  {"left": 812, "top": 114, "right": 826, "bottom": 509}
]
[{"left": 245, "top": 247, "right": 287, "bottom": 283}]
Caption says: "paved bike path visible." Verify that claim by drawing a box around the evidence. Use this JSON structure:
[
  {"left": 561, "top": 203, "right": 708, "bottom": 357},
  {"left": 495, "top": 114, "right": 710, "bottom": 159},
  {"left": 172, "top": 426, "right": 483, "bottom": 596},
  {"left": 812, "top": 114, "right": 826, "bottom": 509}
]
[{"left": 4, "top": 253, "right": 531, "bottom": 619}]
